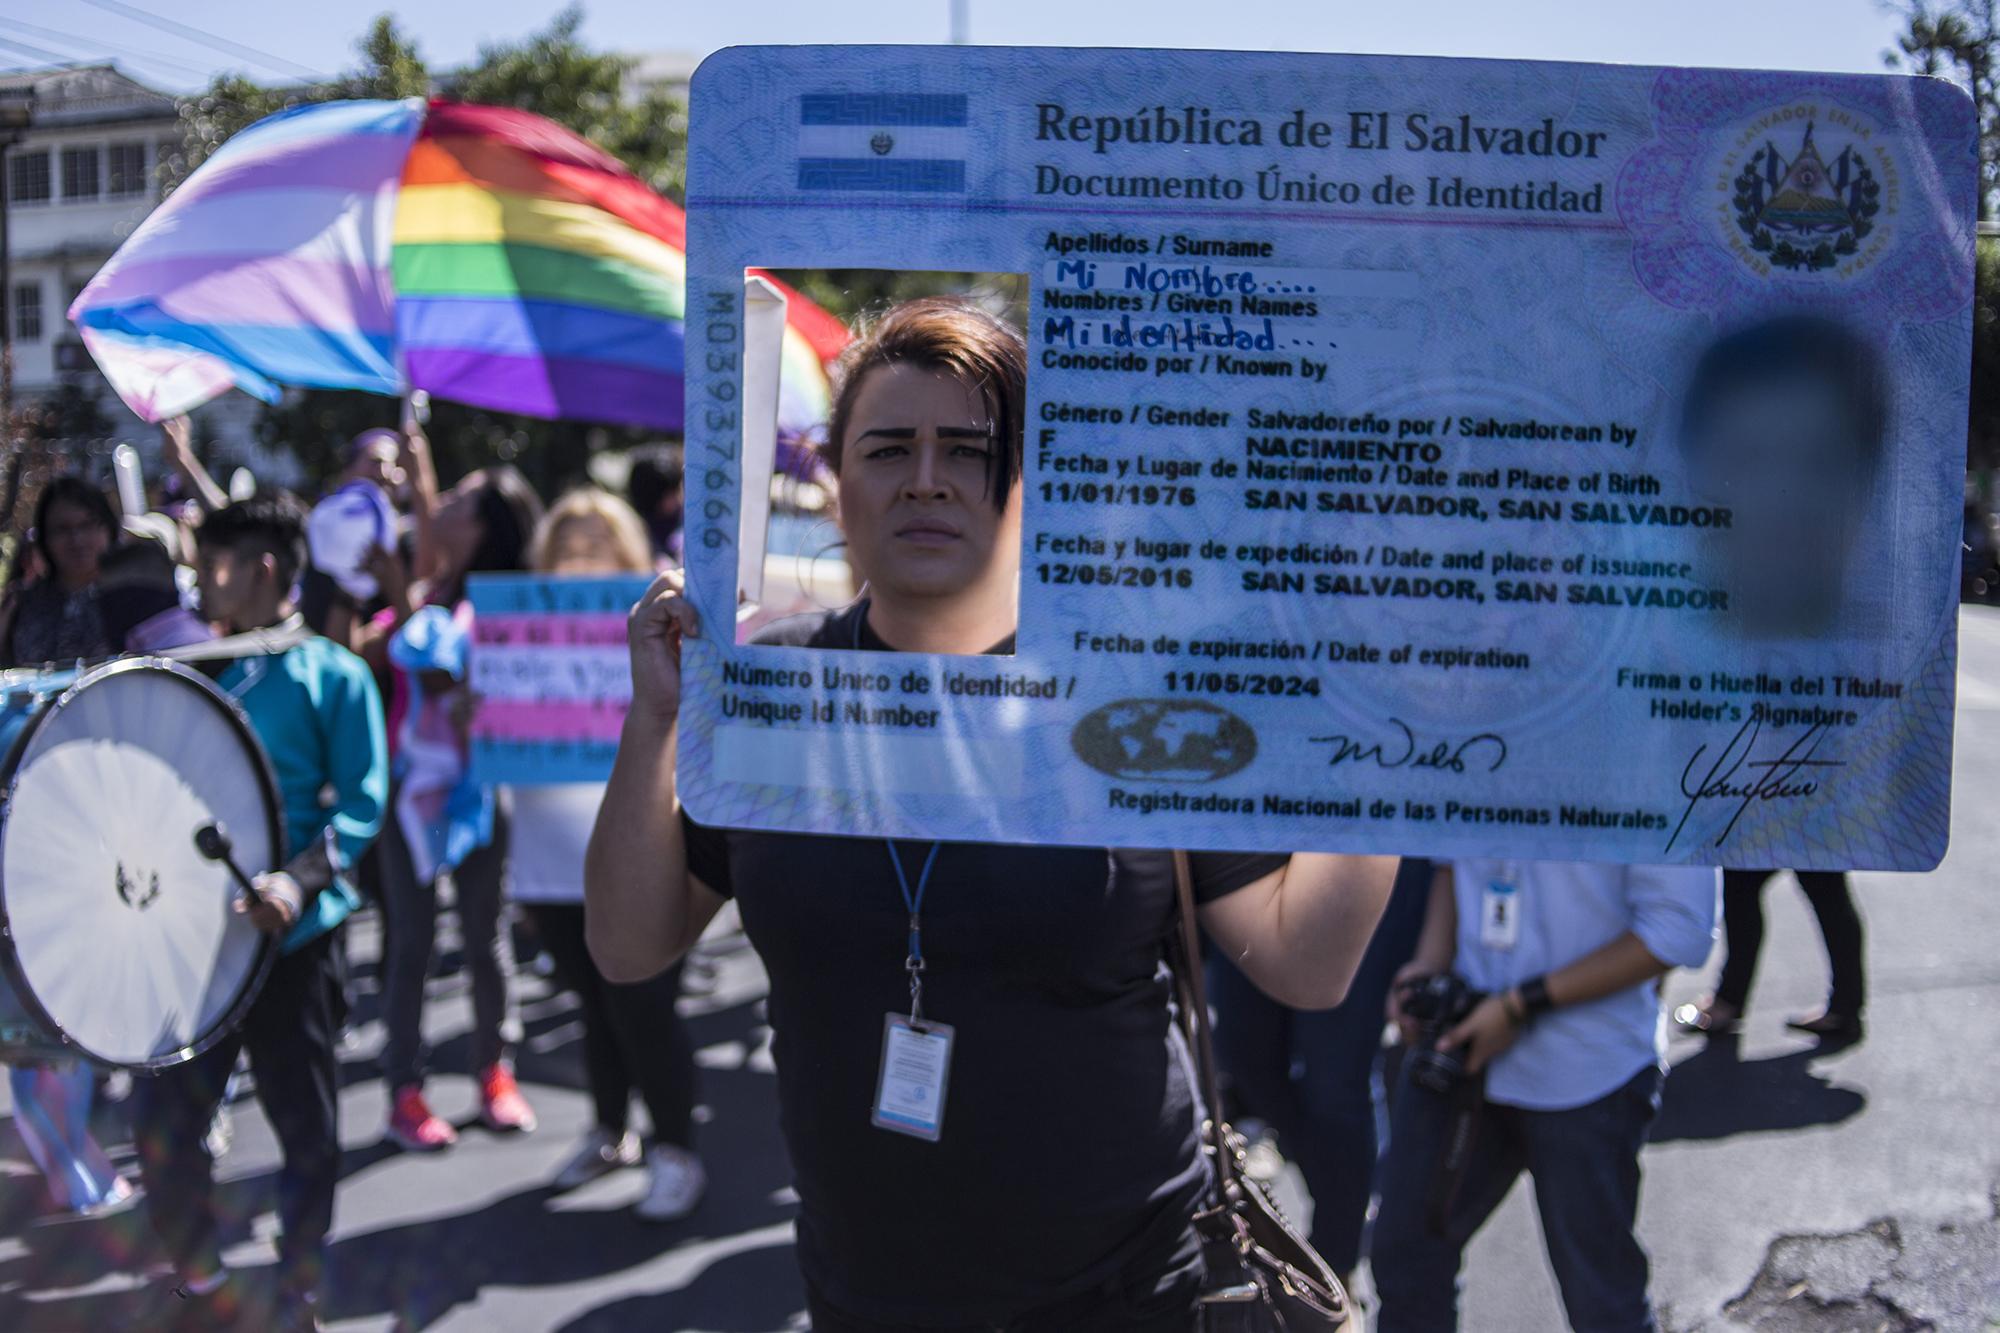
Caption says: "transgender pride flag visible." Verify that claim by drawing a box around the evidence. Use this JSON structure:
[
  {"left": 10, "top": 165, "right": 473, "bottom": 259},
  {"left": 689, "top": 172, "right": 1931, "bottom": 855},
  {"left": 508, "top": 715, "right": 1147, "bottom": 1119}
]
[
  {"left": 71, "top": 99, "right": 420, "bottom": 421},
  {"left": 70, "top": 98, "right": 849, "bottom": 432},
  {"left": 796, "top": 93, "right": 968, "bottom": 193}
]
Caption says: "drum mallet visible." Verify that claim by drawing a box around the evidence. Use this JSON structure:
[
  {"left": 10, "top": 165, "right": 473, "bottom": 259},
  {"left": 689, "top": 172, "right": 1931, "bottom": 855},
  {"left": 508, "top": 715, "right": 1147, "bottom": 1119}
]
[{"left": 193, "top": 821, "right": 265, "bottom": 908}]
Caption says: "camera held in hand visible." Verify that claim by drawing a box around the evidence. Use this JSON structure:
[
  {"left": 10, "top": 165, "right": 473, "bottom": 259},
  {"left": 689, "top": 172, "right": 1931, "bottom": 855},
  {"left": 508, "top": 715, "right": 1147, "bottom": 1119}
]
[{"left": 1398, "top": 973, "right": 1486, "bottom": 1096}]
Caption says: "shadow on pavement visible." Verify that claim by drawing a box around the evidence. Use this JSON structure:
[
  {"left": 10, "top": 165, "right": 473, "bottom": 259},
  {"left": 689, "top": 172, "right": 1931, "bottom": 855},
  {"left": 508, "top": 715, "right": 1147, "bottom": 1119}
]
[
  {"left": 555, "top": 1237, "right": 806, "bottom": 1332},
  {"left": 1, "top": 916, "right": 799, "bottom": 1332},
  {"left": 0, "top": 1191, "right": 162, "bottom": 1330},
  {"left": 1652, "top": 1032, "right": 1867, "bottom": 1142},
  {"left": 0, "top": 1139, "right": 309, "bottom": 1331},
  {"left": 321, "top": 1169, "right": 788, "bottom": 1330},
  {"left": 322, "top": 984, "right": 799, "bottom": 1330}
]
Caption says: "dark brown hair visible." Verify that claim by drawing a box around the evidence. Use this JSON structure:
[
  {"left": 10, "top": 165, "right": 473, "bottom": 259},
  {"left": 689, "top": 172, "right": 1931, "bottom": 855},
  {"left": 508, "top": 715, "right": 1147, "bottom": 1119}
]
[
  {"left": 824, "top": 296, "right": 1027, "bottom": 510},
  {"left": 32, "top": 476, "right": 118, "bottom": 566},
  {"left": 196, "top": 489, "right": 310, "bottom": 587},
  {"left": 465, "top": 465, "right": 546, "bottom": 577}
]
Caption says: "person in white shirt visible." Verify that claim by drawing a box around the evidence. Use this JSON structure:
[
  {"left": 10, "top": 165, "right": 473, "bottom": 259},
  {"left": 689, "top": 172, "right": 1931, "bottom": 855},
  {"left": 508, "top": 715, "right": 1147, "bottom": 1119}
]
[{"left": 1373, "top": 859, "right": 1719, "bottom": 1333}]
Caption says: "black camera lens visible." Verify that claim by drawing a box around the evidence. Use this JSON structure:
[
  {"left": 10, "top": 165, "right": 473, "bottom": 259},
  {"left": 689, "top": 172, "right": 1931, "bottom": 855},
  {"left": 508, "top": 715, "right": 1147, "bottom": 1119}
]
[
  {"left": 1408, "top": 1045, "right": 1468, "bottom": 1096},
  {"left": 1399, "top": 973, "right": 1485, "bottom": 1097}
]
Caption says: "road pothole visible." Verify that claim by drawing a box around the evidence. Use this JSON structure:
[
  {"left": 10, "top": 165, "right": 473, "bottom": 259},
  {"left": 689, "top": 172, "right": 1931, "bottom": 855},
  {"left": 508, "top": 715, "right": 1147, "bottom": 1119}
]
[{"left": 1716, "top": 1189, "right": 2000, "bottom": 1333}]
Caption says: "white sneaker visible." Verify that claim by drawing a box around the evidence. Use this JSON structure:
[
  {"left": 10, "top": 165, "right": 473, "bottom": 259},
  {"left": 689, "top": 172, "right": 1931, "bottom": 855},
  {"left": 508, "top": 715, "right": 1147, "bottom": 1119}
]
[
  {"left": 553, "top": 1127, "right": 640, "bottom": 1191},
  {"left": 204, "top": 1104, "right": 233, "bottom": 1161},
  {"left": 634, "top": 1145, "right": 706, "bottom": 1223},
  {"left": 80, "top": 1174, "right": 137, "bottom": 1217}
]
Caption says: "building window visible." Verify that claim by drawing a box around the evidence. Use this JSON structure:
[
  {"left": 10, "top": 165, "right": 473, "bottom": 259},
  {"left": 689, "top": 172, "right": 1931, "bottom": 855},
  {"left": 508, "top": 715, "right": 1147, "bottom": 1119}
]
[
  {"left": 12, "top": 282, "right": 44, "bottom": 343},
  {"left": 62, "top": 146, "right": 101, "bottom": 201},
  {"left": 7, "top": 149, "right": 51, "bottom": 205},
  {"left": 108, "top": 142, "right": 148, "bottom": 197}
]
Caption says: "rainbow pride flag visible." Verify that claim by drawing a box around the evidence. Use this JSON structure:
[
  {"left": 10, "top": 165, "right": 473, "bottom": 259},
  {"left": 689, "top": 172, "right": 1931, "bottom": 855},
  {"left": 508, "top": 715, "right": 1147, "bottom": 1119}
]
[{"left": 70, "top": 98, "right": 846, "bottom": 434}]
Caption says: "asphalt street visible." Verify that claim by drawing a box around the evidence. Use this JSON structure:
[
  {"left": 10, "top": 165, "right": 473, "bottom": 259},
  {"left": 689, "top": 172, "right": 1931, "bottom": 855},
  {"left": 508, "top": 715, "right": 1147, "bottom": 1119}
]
[{"left": 0, "top": 608, "right": 1995, "bottom": 1331}]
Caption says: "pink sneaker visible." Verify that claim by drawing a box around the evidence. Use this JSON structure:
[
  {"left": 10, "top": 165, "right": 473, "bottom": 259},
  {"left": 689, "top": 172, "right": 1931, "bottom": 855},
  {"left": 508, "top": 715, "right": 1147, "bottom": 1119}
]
[
  {"left": 479, "top": 1063, "right": 537, "bottom": 1134},
  {"left": 385, "top": 1086, "right": 457, "bottom": 1153}
]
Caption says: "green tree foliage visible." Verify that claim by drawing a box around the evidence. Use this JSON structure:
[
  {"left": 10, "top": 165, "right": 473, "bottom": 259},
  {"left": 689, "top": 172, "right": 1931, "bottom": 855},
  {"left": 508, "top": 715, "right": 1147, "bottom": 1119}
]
[
  {"left": 1886, "top": 1, "right": 1999, "bottom": 218},
  {"left": 252, "top": 391, "right": 599, "bottom": 502},
  {"left": 166, "top": 16, "right": 431, "bottom": 195},
  {"left": 162, "top": 9, "right": 686, "bottom": 500},
  {"left": 1970, "top": 242, "right": 2000, "bottom": 475},
  {"left": 450, "top": 5, "right": 687, "bottom": 201},
  {"left": 34, "top": 380, "right": 115, "bottom": 443},
  {"left": 1886, "top": 2, "right": 2000, "bottom": 471},
  {"left": 774, "top": 270, "right": 1029, "bottom": 331}
]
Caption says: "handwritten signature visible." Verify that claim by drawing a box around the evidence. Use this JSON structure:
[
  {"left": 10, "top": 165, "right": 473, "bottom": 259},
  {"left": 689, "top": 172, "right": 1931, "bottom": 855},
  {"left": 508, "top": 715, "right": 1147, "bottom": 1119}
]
[
  {"left": 1666, "top": 716, "right": 1844, "bottom": 852},
  {"left": 1308, "top": 718, "right": 1508, "bottom": 775}
]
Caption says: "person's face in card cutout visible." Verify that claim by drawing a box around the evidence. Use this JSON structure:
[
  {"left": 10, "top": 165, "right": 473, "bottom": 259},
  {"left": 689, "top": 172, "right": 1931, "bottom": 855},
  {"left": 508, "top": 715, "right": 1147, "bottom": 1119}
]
[{"left": 835, "top": 361, "right": 1023, "bottom": 608}]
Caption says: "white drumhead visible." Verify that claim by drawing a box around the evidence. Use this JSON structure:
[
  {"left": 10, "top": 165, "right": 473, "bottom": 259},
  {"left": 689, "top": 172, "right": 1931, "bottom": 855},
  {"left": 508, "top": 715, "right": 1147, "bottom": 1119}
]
[{"left": 0, "top": 664, "right": 276, "bottom": 1066}]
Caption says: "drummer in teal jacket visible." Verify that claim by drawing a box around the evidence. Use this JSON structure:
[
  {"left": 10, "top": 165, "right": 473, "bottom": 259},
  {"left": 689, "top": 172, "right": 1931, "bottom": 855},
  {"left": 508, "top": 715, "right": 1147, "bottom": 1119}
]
[
  {"left": 132, "top": 489, "right": 387, "bottom": 1333},
  {"left": 221, "top": 628, "right": 387, "bottom": 953}
]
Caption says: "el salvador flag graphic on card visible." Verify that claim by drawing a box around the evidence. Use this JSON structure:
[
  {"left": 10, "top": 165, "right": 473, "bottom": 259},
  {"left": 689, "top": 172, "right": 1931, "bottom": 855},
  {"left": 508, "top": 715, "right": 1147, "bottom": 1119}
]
[{"left": 797, "top": 93, "right": 968, "bottom": 192}]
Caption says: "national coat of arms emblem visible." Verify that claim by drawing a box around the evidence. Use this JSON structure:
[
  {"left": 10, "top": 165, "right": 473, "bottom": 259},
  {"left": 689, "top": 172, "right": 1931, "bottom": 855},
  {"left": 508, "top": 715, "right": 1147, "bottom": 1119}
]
[{"left": 1730, "top": 119, "right": 1882, "bottom": 273}]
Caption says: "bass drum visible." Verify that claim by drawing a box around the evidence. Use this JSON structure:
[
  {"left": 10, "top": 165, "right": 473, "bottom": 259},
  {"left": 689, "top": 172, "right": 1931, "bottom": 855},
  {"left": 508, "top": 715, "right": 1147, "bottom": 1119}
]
[{"left": 0, "top": 658, "right": 283, "bottom": 1070}]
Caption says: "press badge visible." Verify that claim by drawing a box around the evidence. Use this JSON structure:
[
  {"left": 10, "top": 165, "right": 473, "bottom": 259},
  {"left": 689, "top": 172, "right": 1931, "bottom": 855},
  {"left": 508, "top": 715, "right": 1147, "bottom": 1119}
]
[
  {"left": 872, "top": 1014, "right": 954, "bottom": 1141},
  {"left": 1481, "top": 878, "right": 1521, "bottom": 952}
]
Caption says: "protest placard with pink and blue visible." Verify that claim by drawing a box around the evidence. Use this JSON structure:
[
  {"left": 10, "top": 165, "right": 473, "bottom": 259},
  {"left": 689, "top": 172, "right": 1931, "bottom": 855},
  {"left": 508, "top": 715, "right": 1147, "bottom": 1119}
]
[{"left": 468, "top": 574, "right": 652, "bottom": 784}]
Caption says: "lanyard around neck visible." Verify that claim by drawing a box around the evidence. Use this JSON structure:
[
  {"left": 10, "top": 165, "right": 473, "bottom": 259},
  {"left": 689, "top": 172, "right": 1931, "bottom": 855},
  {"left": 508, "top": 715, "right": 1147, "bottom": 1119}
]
[
  {"left": 861, "top": 604, "right": 947, "bottom": 1020},
  {"left": 886, "top": 839, "right": 942, "bottom": 1022}
]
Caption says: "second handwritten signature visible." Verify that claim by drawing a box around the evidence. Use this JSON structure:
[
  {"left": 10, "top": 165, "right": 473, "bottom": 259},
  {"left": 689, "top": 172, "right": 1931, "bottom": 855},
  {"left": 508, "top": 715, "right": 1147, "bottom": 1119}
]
[{"left": 1308, "top": 719, "right": 1509, "bottom": 775}]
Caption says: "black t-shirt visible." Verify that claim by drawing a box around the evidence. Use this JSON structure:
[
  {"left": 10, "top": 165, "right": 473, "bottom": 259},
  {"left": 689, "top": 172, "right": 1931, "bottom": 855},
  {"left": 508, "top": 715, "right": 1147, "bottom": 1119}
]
[{"left": 682, "top": 603, "right": 1286, "bottom": 1323}]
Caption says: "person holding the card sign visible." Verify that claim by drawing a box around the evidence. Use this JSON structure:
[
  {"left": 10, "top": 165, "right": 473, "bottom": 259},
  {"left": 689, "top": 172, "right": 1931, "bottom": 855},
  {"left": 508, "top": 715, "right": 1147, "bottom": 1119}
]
[{"left": 587, "top": 298, "right": 1397, "bottom": 1330}]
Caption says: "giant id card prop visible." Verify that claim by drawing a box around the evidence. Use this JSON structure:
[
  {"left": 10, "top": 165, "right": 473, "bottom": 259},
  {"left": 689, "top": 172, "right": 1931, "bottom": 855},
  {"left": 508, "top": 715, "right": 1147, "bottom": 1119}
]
[{"left": 676, "top": 47, "right": 1975, "bottom": 869}]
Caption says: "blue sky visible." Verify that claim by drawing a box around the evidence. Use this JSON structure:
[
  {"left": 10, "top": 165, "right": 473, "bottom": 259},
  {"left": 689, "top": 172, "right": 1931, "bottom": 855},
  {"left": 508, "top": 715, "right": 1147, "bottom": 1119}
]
[{"left": 1, "top": 1, "right": 1919, "bottom": 93}]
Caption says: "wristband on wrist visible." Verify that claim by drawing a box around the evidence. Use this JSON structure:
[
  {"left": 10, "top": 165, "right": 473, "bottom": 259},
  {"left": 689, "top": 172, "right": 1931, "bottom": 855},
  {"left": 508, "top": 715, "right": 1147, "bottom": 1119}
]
[
  {"left": 1519, "top": 974, "right": 1554, "bottom": 1017},
  {"left": 260, "top": 873, "right": 303, "bottom": 922}
]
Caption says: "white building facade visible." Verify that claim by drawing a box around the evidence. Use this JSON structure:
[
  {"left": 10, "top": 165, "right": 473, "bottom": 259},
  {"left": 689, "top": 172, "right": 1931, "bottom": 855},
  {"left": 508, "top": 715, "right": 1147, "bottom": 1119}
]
[{"left": 3, "top": 64, "right": 262, "bottom": 471}]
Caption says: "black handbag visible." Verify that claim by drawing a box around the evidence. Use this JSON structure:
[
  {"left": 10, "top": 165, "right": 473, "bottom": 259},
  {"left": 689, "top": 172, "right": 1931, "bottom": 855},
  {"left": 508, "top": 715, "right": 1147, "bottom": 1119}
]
[{"left": 1170, "top": 851, "right": 1352, "bottom": 1332}]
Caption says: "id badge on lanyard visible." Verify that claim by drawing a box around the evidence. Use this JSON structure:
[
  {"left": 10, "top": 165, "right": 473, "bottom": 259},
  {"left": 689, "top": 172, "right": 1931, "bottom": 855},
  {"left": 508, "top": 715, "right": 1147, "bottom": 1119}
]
[
  {"left": 1480, "top": 873, "right": 1521, "bottom": 952},
  {"left": 874, "top": 840, "right": 954, "bottom": 1141},
  {"left": 872, "top": 1014, "right": 955, "bottom": 1141}
]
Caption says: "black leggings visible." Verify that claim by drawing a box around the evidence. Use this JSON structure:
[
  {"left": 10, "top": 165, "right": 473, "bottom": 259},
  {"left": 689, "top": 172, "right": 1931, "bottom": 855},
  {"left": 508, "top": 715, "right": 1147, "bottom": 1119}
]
[
  {"left": 1715, "top": 869, "right": 1866, "bottom": 1017},
  {"left": 133, "top": 934, "right": 343, "bottom": 1296},
  {"left": 378, "top": 786, "right": 519, "bottom": 1090},
  {"left": 525, "top": 903, "right": 696, "bottom": 1148}
]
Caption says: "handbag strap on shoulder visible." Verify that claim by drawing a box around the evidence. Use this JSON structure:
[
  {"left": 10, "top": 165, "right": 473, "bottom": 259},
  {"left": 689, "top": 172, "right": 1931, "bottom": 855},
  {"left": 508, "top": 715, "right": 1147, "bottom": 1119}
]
[{"left": 1170, "top": 849, "right": 1240, "bottom": 1209}]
